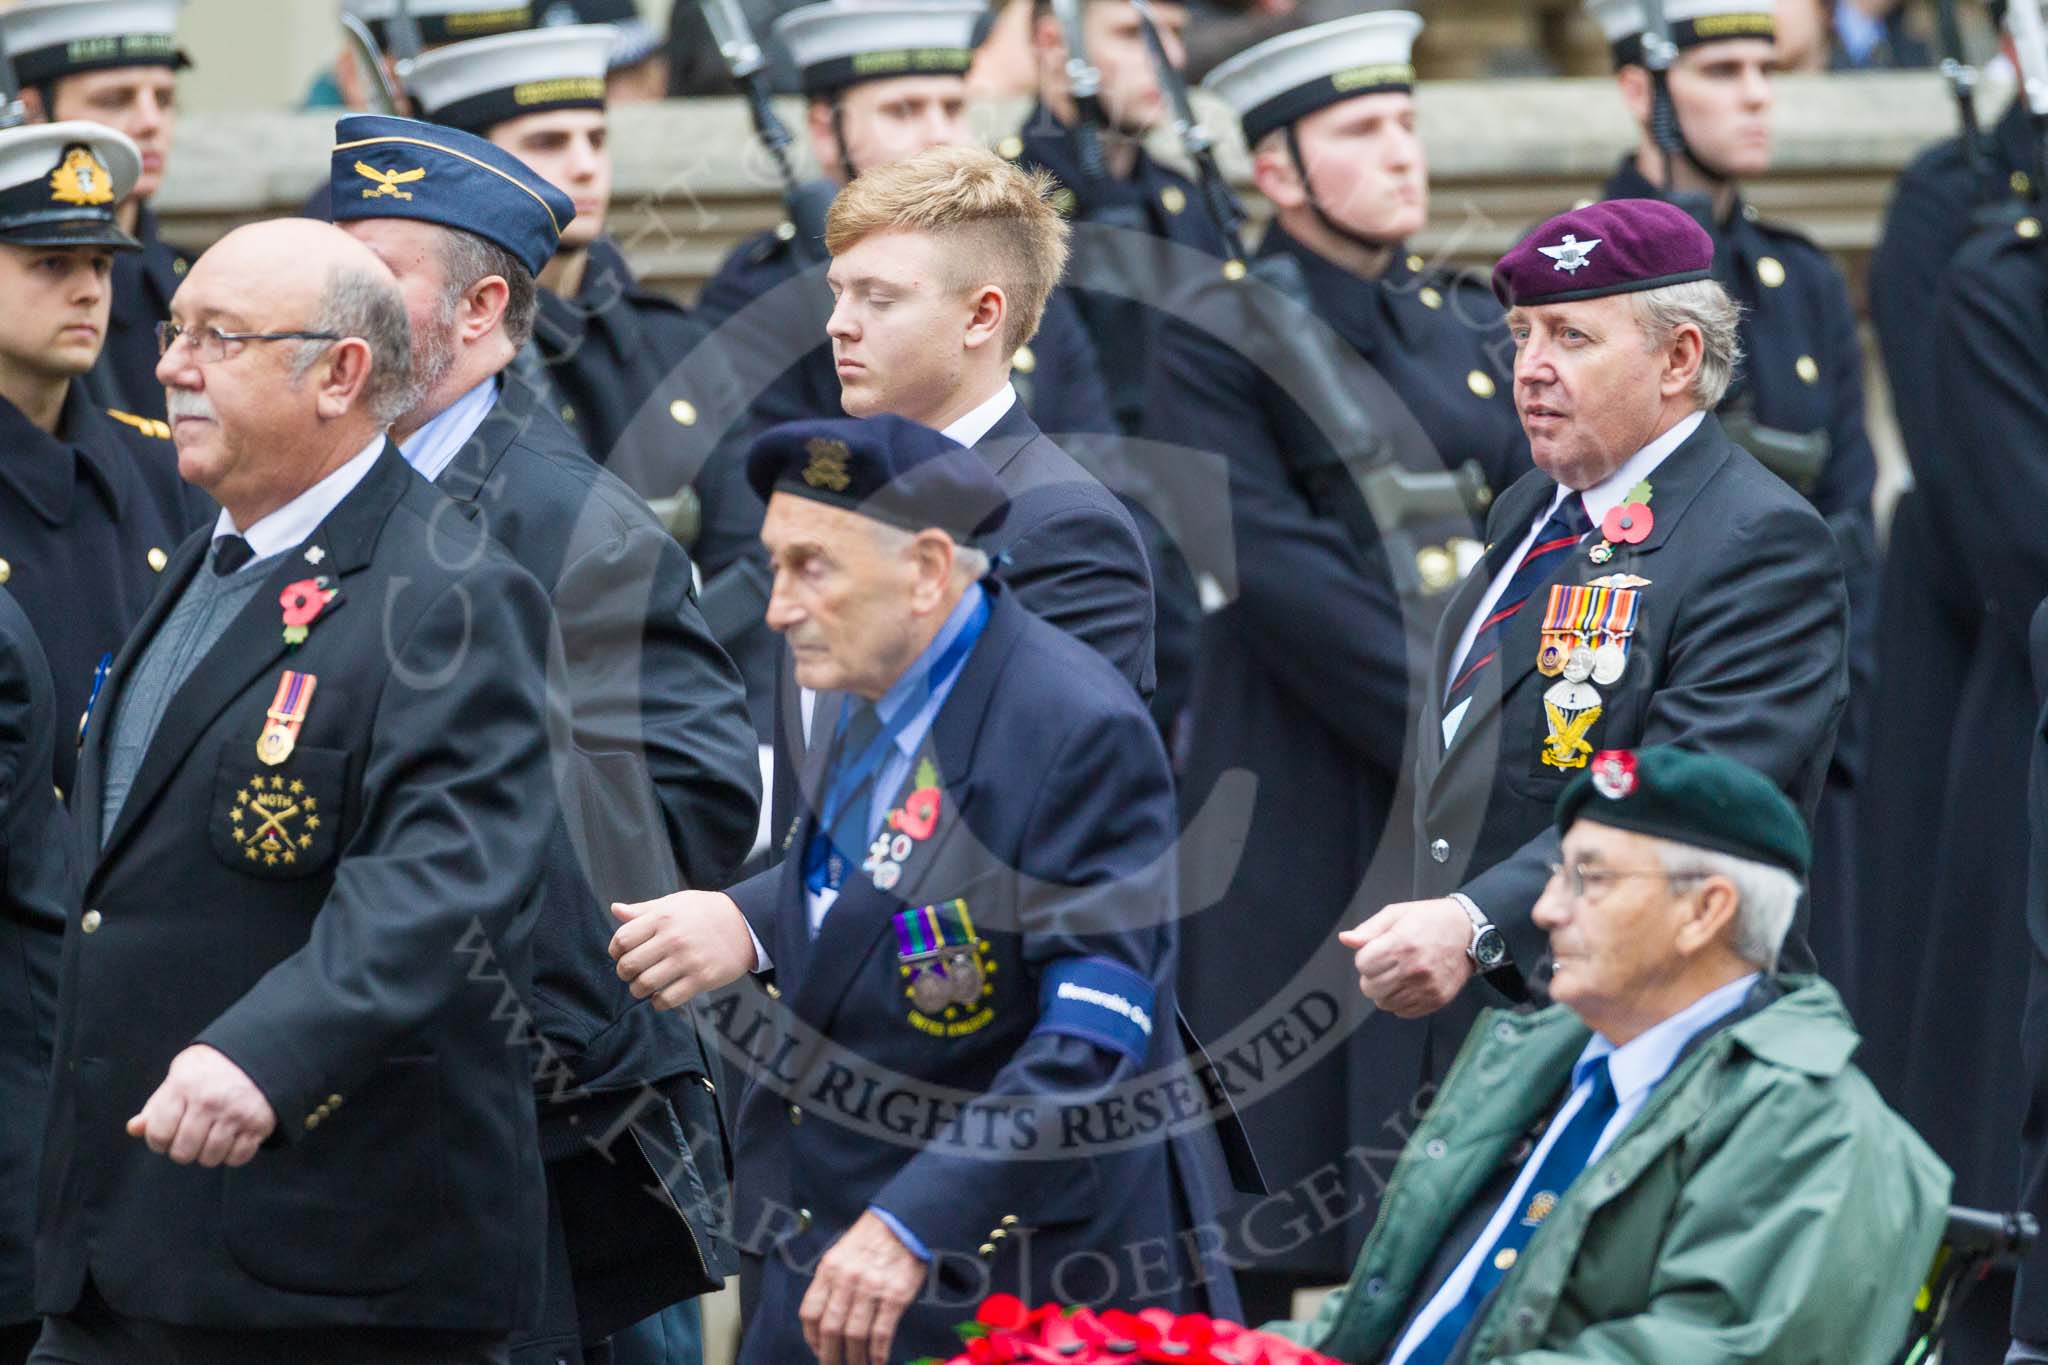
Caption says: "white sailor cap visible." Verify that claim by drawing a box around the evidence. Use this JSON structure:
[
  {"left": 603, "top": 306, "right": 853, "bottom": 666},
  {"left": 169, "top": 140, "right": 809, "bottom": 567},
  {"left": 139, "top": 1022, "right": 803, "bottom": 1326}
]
[
  {"left": 771, "top": 0, "right": 983, "bottom": 96},
  {"left": 1203, "top": 11, "right": 1423, "bottom": 146},
  {"left": 0, "top": 0, "right": 188, "bottom": 86},
  {"left": 341, "top": 0, "right": 536, "bottom": 49},
  {"left": 409, "top": 24, "right": 613, "bottom": 132},
  {"left": 0, "top": 120, "right": 140, "bottom": 248},
  {"left": 537, "top": 0, "right": 657, "bottom": 70},
  {"left": 1586, "top": 0, "right": 1776, "bottom": 66}
]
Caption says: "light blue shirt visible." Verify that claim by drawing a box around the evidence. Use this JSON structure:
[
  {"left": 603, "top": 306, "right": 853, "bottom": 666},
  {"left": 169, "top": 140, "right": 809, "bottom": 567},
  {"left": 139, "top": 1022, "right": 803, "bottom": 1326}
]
[
  {"left": 398, "top": 376, "right": 497, "bottom": 483},
  {"left": 803, "top": 582, "right": 986, "bottom": 933},
  {"left": 1388, "top": 972, "right": 1762, "bottom": 1364}
]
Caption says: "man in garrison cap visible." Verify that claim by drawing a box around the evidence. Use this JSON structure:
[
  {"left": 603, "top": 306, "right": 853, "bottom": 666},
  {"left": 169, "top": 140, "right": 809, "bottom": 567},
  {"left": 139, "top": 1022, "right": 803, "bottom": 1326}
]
[
  {"left": 329, "top": 114, "right": 760, "bottom": 1364},
  {"left": 1349, "top": 199, "right": 1847, "bottom": 1053},
  {"left": 611, "top": 414, "right": 1243, "bottom": 1365},
  {"left": 1277, "top": 746, "right": 1947, "bottom": 1363},
  {"left": 1584, "top": 0, "right": 1880, "bottom": 1029},
  {"left": 2, "top": 0, "right": 194, "bottom": 426},
  {"left": 0, "top": 119, "right": 206, "bottom": 806},
  {"left": 405, "top": 21, "right": 733, "bottom": 474},
  {"left": 1138, "top": 10, "right": 1531, "bottom": 1300}
]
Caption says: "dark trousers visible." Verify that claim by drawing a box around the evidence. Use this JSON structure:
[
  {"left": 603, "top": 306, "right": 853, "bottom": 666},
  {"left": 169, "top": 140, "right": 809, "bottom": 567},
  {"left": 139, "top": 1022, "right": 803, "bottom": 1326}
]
[
  {"left": 29, "top": 1288, "right": 510, "bottom": 1365},
  {"left": 0, "top": 1320, "right": 38, "bottom": 1365}
]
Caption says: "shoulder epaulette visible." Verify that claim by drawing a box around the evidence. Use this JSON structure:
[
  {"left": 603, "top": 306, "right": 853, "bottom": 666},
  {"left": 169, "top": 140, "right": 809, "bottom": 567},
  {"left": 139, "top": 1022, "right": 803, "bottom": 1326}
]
[{"left": 107, "top": 408, "right": 170, "bottom": 440}]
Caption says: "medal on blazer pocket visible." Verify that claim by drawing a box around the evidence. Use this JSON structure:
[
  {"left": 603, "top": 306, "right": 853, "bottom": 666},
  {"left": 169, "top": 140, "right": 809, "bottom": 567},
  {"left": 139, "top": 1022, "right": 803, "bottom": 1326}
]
[
  {"left": 210, "top": 740, "right": 346, "bottom": 880},
  {"left": 257, "top": 670, "right": 317, "bottom": 765},
  {"left": 894, "top": 898, "right": 996, "bottom": 1038}
]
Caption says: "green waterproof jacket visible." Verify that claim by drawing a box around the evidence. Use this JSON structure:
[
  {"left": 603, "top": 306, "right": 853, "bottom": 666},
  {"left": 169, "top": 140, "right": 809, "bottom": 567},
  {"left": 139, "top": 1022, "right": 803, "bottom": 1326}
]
[{"left": 1271, "top": 976, "right": 1951, "bottom": 1364}]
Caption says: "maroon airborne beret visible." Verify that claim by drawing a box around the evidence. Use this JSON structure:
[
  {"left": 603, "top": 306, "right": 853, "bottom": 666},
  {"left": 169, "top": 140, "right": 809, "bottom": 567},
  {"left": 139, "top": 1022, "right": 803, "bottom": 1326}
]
[{"left": 1491, "top": 198, "right": 1715, "bottom": 307}]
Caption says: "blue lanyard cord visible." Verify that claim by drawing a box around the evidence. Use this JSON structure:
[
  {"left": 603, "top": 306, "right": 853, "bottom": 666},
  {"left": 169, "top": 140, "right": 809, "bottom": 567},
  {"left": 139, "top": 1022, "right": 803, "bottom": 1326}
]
[{"left": 808, "top": 595, "right": 990, "bottom": 890}]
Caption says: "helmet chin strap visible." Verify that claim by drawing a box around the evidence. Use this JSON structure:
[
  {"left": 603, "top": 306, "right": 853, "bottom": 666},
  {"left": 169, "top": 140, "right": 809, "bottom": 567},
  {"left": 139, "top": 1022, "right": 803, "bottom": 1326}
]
[
  {"left": 1284, "top": 123, "right": 1406, "bottom": 256},
  {"left": 829, "top": 97, "right": 859, "bottom": 183},
  {"left": 1640, "top": 52, "right": 1733, "bottom": 229}
]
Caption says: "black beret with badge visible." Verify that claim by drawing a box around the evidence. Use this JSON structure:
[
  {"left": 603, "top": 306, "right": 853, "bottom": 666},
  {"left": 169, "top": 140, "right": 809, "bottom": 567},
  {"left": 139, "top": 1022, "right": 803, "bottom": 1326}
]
[
  {"left": 407, "top": 22, "right": 614, "bottom": 134},
  {"left": 1557, "top": 745, "right": 1811, "bottom": 876},
  {"left": 746, "top": 415, "right": 1009, "bottom": 544},
  {"left": 0, "top": 0, "right": 189, "bottom": 87},
  {"left": 1201, "top": 10, "right": 1423, "bottom": 147},
  {"left": 329, "top": 112, "right": 576, "bottom": 276},
  {"left": 772, "top": 0, "right": 983, "bottom": 97},
  {"left": 0, "top": 120, "right": 141, "bottom": 250}
]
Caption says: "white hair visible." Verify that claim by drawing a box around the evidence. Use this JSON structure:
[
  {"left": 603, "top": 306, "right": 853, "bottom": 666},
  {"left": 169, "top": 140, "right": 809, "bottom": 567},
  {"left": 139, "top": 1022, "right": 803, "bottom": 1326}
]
[
  {"left": 869, "top": 519, "right": 990, "bottom": 581},
  {"left": 1627, "top": 278, "right": 1745, "bottom": 410},
  {"left": 1651, "top": 837, "right": 1802, "bottom": 970}
]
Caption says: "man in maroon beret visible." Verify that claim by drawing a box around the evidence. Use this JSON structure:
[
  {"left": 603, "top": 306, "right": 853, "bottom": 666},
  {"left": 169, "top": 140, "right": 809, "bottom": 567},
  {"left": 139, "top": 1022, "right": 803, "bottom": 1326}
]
[{"left": 1341, "top": 197, "right": 1850, "bottom": 1034}]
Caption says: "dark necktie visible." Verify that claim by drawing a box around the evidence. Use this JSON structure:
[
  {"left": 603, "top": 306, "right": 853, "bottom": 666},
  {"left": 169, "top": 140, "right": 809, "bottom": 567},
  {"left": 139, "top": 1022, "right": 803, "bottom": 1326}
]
[
  {"left": 211, "top": 535, "right": 255, "bottom": 577},
  {"left": 801, "top": 700, "right": 884, "bottom": 898},
  {"left": 1401, "top": 1056, "right": 1619, "bottom": 1365},
  {"left": 1445, "top": 495, "right": 1593, "bottom": 710}
]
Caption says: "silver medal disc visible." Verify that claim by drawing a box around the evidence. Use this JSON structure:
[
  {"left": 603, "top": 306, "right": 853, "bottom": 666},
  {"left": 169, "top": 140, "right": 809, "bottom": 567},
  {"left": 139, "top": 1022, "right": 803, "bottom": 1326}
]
[
  {"left": 1591, "top": 642, "right": 1627, "bottom": 686},
  {"left": 1562, "top": 645, "right": 1596, "bottom": 683}
]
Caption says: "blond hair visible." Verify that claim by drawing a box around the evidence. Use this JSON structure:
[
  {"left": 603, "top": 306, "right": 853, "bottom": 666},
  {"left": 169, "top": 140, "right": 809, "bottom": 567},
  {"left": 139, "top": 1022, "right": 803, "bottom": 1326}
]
[{"left": 825, "top": 144, "right": 1070, "bottom": 355}]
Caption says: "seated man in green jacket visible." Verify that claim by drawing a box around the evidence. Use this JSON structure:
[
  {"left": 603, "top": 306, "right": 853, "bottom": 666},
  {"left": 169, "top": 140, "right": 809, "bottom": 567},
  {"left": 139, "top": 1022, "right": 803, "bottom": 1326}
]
[{"left": 1300, "top": 744, "right": 1950, "bottom": 1364}]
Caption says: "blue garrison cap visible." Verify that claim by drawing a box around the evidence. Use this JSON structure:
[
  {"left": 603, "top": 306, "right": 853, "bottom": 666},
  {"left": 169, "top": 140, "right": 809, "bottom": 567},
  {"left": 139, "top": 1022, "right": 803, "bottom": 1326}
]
[
  {"left": 329, "top": 114, "right": 575, "bottom": 277},
  {"left": 746, "top": 416, "right": 1008, "bottom": 544}
]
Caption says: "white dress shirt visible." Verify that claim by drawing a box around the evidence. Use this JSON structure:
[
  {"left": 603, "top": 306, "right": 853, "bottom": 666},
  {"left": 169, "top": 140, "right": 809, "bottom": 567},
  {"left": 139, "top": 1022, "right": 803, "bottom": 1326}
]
[
  {"left": 1441, "top": 409, "right": 1704, "bottom": 748},
  {"left": 397, "top": 376, "right": 497, "bottom": 483},
  {"left": 1388, "top": 969, "right": 1761, "bottom": 1364},
  {"left": 211, "top": 433, "right": 386, "bottom": 567}
]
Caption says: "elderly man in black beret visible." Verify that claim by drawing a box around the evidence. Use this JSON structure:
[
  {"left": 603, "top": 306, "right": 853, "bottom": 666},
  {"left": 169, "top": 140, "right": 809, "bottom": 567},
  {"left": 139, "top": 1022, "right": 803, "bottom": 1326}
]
[
  {"left": 1280, "top": 745, "right": 1949, "bottom": 1364},
  {"left": 611, "top": 414, "right": 1243, "bottom": 1365}
]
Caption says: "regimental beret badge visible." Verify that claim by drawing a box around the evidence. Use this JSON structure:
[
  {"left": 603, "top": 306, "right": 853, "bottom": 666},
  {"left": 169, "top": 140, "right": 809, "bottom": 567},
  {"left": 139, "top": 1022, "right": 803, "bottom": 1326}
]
[
  {"left": 802, "top": 437, "right": 853, "bottom": 492},
  {"left": 1590, "top": 749, "right": 1638, "bottom": 800},
  {"left": 49, "top": 145, "right": 113, "bottom": 207}
]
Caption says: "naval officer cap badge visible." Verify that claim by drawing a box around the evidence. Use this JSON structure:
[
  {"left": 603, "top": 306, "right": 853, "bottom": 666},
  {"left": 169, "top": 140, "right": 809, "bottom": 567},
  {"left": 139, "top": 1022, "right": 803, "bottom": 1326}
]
[{"left": 0, "top": 121, "right": 141, "bottom": 250}]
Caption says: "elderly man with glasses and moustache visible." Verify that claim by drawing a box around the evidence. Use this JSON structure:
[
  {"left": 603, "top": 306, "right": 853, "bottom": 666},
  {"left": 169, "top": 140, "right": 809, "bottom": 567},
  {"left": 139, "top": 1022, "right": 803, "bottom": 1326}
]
[{"left": 32, "top": 218, "right": 559, "bottom": 1365}]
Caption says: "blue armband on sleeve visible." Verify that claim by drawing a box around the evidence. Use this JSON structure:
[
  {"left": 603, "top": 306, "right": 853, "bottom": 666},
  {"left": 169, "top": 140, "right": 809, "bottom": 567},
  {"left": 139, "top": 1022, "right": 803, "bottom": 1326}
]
[{"left": 1031, "top": 956, "right": 1157, "bottom": 1064}]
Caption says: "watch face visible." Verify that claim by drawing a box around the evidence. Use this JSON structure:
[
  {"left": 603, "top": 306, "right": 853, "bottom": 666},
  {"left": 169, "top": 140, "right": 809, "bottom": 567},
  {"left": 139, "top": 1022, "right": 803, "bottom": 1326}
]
[{"left": 1472, "top": 928, "right": 1507, "bottom": 971}]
